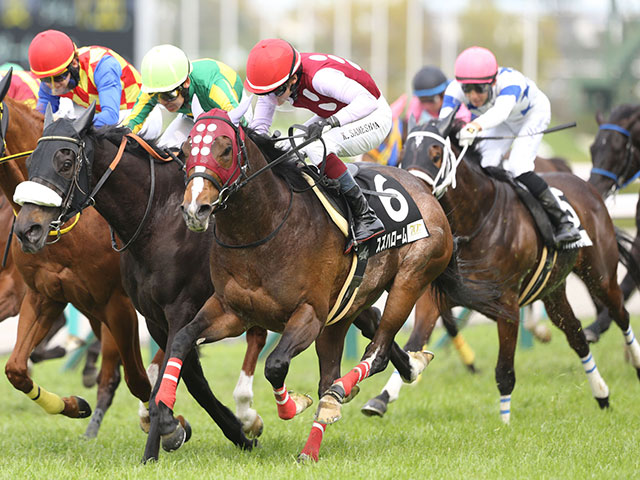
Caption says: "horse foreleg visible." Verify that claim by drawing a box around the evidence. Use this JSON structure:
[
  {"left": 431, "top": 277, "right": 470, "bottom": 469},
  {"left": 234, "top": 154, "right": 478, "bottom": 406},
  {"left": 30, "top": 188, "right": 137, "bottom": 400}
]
[
  {"left": 543, "top": 287, "right": 610, "bottom": 409},
  {"left": 233, "top": 326, "right": 267, "bottom": 438},
  {"left": 495, "top": 314, "right": 519, "bottom": 424},
  {"left": 265, "top": 304, "right": 320, "bottom": 420},
  {"left": 84, "top": 325, "right": 121, "bottom": 439},
  {"left": 5, "top": 292, "right": 91, "bottom": 418}
]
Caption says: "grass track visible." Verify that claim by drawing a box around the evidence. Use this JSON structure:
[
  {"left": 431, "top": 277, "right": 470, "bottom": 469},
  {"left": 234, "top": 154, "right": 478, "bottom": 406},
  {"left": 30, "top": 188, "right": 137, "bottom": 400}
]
[{"left": 1, "top": 320, "right": 639, "bottom": 479}]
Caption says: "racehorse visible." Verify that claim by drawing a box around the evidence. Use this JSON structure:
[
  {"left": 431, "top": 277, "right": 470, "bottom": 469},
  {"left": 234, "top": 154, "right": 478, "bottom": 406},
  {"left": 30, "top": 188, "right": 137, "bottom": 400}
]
[
  {"left": 171, "top": 109, "right": 506, "bottom": 462},
  {"left": 0, "top": 81, "right": 154, "bottom": 438},
  {"left": 398, "top": 112, "right": 640, "bottom": 422},
  {"left": 585, "top": 104, "right": 640, "bottom": 342}
]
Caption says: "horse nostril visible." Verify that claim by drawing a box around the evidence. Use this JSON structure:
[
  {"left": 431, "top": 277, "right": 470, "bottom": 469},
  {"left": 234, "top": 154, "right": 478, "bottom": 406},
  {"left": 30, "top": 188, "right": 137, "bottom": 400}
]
[{"left": 197, "top": 204, "right": 212, "bottom": 219}]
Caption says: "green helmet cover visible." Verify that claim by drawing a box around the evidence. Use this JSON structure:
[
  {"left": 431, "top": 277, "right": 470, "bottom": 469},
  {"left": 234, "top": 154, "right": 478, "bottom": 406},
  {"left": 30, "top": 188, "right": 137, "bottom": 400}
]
[{"left": 140, "top": 44, "right": 192, "bottom": 93}]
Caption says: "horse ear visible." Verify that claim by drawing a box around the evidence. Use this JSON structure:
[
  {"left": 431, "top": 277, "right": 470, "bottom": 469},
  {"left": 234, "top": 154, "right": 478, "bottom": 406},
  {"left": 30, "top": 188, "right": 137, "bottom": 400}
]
[
  {"left": 437, "top": 104, "right": 460, "bottom": 137},
  {"left": 0, "top": 67, "right": 12, "bottom": 102},
  {"left": 44, "top": 103, "right": 55, "bottom": 130},
  {"left": 73, "top": 101, "right": 96, "bottom": 134},
  {"left": 595, "top": 111, "right": 604, "bottom": 126}
]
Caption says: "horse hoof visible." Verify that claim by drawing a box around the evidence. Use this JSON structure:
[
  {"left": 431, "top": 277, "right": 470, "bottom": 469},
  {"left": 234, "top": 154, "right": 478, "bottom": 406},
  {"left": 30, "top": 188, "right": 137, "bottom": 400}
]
[
  {"left": 69, "top": 396, "right": 92, "bottom": 418},
  {"left": 297, "top": 452, "right": 318, "bottom": 463},
  {"left": 596, "top": 396, "right": 610, "bottom": 409},
  {"left": 360, "top": 397, "right": 387, "bottom": 417},
  {"left": 315, "top": 394, "right": 342, "bottom": 424},
  {"left": 161, "top": 423, "right": 186, "bottom": 452},
  {"left": 290, "top": 392, "right": 313, "bottom": 415},
  {"left": 343, "top": 385, "right": 360, "bottom": 404},
  {"left": 405, "top": 350, "right": 435, "bottom": 383},
  {"left": 177, "top": 415, "right": 192, "bottom": 443},
  {"left": 636, "top": 367, "right": 640, "bottom": 382},
  {"left": 466, "top": 364, "right": 478, "bottom": 374},
  {"left": 533, "top": 324, "right": 551, "bottom": 343},
  {"left": 82, "top": 368, "right": 98, "bottom": 388},
  {"left": 243, "top": 414, "right": 264, "bottom": 439},
  {"left": 583, "top": 328, "right": 599, "bottom": 344}
]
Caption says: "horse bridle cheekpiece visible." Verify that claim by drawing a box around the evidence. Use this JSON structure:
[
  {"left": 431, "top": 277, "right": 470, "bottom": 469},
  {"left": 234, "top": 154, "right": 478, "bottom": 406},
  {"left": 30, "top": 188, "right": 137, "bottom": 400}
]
[
  {"left": 185, "top": 108, "right": 248, "bottom": 210},
  {"left": 592, "top": 123, "right": 639, "bottom": 191}
]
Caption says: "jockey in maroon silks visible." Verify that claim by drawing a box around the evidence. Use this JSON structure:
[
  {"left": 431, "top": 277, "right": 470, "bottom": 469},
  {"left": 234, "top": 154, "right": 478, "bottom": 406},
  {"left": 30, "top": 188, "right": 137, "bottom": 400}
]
[{"left": 245, "top": 38, "right": 392, "bottom": 246}]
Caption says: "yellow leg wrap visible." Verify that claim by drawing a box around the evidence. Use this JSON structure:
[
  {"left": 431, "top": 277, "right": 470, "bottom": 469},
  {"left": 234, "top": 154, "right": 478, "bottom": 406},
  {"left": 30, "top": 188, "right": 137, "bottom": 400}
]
[
  {"left": 27, "top": 382, "right": 65, "bottom": 414},
  {"left": 452, "top": 334, "right": 475, "bottom": 366}
]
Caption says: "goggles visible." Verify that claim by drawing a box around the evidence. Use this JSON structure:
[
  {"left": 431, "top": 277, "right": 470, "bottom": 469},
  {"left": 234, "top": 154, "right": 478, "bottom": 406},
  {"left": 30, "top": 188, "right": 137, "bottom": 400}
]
[
  {"left": 418, "top": 95, "right": 440, "bottom": 103},
  {"left": 157, "top": 87, "right": 183, "bottom": 102},
  {"left": 461, "top": 83, "right": 491, "bottom": 95},
  {"left": 43, "top": 70, "right": 70, "bottom": 85}
]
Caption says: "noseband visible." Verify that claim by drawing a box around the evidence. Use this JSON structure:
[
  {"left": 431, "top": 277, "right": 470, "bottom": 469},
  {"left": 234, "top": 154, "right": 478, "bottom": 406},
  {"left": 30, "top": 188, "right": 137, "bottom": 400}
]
[{"left": 591, "top": 123, "right": 640, "bottom": 192}]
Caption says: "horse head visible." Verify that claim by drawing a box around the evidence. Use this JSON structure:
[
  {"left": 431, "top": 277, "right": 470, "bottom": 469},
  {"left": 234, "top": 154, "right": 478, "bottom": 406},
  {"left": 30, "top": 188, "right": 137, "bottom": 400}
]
[
  {"left": 589, "top": 104, "right": 640, "bottom": 198},
  {"left": 181, "top": 108, "right": 249, "bottom": 232},
  {"left": 0, "top": 68, "right": 12, "bottom": 103},
  {"left": 13, "top": 102, "right": 95, "bottom": 252},
  {"left": 400, "top": 108, "right": 467, "bottom": 198}
]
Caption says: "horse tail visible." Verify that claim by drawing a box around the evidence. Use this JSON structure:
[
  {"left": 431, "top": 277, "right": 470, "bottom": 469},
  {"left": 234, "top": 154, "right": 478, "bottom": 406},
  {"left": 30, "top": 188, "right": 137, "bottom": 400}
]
[
  {"left": 429, "top": 237, "right": 507, "bottom": 319},
  {"left": 615, "top": 227, "right": 640, "bottom": 290}
]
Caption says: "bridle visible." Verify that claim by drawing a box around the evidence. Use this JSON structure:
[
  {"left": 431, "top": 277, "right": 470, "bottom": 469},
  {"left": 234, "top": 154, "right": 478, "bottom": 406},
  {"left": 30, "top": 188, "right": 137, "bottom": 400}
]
[{"left": 590, "top": 123, "right": 640, "bottom": 194}]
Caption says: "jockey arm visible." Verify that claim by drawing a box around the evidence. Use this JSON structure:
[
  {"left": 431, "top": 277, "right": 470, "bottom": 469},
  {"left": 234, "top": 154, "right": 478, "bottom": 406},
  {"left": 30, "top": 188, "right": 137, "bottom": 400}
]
[
  {"left": 471, "top": 93, "right": 517, "bottom": 131},
  {"left": 311, "top": 68, "right": 377, "bottom": 126},
  {"left": 93, "top": 55, "right": 123, "bottom": 128},
  {"left": 124, "top": 92, "right": 157, "bottom": 133}
]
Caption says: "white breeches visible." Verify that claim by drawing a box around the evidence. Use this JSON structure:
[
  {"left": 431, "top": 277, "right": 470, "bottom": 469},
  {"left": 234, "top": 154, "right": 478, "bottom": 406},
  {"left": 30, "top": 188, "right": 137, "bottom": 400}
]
[
  {"left": 477, "top": 94, "right": 551, "bottom": 178},
  {"left": 296, "top": 96, "right": 393, "bottom": 166}
]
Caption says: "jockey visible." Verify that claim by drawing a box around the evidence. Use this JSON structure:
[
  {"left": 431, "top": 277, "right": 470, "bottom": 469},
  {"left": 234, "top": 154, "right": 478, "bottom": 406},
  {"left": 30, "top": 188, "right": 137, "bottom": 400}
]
[
  {"left": 439, "top": 46, "right": 580, "bottom": 245},
  {"left": 28, "top": 29, "right": 141, "bottom": 128},
  {"left": 125, "top": 44, "right": 250, "bottom": 149},
  {"left": 0, "top": 63, "right": 40, "bottom": 109},
  {"left": 245, "top": 38, "right": 389, "bottom": 245}
]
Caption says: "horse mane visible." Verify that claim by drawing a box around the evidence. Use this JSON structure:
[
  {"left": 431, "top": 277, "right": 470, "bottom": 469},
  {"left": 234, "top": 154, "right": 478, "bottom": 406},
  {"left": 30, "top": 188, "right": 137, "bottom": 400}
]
[
  {"left": 245, "top": 128, "right": 309, "bottom": 190},
  {"left": 608, "top": 104, "right": 640, "bottom": 122}
]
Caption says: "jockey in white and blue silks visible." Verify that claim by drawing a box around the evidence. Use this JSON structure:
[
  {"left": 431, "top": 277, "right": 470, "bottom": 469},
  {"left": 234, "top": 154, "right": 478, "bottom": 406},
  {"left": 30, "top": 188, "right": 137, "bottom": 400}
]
[{"left": 439, "top": 46, "right": 580, "bottom": 246}]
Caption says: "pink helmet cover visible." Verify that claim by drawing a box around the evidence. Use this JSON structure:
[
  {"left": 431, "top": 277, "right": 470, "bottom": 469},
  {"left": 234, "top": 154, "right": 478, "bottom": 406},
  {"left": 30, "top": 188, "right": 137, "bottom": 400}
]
[{"left": 454, "top": 46, "right": 498, "bottom": 84}]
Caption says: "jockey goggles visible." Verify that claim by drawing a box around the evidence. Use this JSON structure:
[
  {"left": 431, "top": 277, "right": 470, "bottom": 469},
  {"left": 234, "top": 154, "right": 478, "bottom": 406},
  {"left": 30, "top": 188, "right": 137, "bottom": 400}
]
[
  {"left": 157, "top": 87, "right": 184, "bottom": 102},
  {"left": 461, "top": 83, "right": 491, "bottom": 95},
  {"left": 42, "top": 69, "right": 71, "bottom": 84}
]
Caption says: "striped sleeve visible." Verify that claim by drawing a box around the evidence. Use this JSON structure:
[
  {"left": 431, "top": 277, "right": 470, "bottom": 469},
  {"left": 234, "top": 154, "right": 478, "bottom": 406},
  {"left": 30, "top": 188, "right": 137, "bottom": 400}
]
[{"left": 124, "top": 92, "right": 157, "bottom": 133}]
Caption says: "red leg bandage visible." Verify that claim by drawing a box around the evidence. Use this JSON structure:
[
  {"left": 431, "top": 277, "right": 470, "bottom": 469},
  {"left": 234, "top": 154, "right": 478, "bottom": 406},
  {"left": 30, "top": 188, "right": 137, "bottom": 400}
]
[
  {"left": 155, "top": 357, "right": 183, "bottom": 409},
  {"left": 337, "top": 360, "right": 372, "bottom": 397},
  {"left": 300, "top": 421, "right": 326, "bottom": 462},
  {"left": 273, "top": 384, "right": 297, "bottom": 420}
]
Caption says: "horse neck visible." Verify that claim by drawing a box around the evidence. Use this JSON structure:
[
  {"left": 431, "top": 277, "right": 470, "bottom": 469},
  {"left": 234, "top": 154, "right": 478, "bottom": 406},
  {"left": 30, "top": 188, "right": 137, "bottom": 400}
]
[
  {"left": 214, "top": 139, "right": 291, "bottom": 242},
  {"left": 441, "top": 156, "right": 497, "bottom": 234},
  {"left": 2, "top": 99, "right": 41, "bottom": 211},
  {"left": 90, "top": 136, "right": 182, "bottom": 250}
]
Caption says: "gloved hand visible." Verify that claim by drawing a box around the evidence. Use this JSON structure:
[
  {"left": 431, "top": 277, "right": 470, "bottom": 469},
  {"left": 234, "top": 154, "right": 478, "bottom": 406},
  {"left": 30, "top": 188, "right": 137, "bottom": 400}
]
[
  {"left": 306, "top": 116, "right": 340, "bottom": 140},
  {"left": 458, "top": 121, "right": 482, "bottom": 147}
]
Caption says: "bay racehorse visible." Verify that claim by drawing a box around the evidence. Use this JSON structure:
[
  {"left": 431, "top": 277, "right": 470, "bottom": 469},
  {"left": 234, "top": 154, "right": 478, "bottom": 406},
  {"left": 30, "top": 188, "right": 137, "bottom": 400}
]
[
  {"left": 0, "top": 76, "right": 153, "bottom": 439},
  {"left": 399, "top": 112, "right": 640, "bottom": 422},
  {"left": 10, "top": 104, "right": 483, "bottom": 463},
  {"left": 172, "top": 109, "right": 504, "bottom": 462},
  {"left": 585, "top": 104, "right": 640, "bottom": 343}
]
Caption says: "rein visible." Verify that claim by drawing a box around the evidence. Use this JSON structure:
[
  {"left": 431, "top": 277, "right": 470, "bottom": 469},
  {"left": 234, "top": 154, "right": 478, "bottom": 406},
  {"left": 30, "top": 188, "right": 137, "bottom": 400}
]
[{"left": 591, "top": 123, "right": 640, "bottom": 191}]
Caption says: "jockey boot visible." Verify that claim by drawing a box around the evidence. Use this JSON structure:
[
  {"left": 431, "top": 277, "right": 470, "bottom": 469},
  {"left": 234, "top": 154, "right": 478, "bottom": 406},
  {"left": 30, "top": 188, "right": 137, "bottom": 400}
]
[
  {"left": 536, "top": 187, "right": 581, "bottom": 245},
  {"left": 338, "top": 170, "right": 385, "bottom": 244}
]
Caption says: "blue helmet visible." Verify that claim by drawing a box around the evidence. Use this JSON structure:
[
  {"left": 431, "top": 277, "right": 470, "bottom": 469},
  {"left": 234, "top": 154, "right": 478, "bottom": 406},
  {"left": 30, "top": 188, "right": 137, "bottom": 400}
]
[{"left": 412, "top": 66, "right": 449, "bottom": 97}]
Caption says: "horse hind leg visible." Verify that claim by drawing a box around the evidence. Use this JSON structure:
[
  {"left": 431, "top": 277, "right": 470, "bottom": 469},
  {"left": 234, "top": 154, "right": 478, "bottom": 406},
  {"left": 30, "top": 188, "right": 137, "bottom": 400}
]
[
  {"left": 84, "top": 326, "right": 121, "bottom": 439},
  {"left": 543, "top": 288, "right": 610, "bottom": 408},
  {"left": 233, "top": 326, "right": 267, "bottom": 438}
]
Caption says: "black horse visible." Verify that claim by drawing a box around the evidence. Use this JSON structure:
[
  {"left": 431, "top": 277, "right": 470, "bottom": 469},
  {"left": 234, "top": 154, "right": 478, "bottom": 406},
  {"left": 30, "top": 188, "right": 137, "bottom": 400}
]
[{"left": 585, "top": 104, "right": 640, "bottom": 342}]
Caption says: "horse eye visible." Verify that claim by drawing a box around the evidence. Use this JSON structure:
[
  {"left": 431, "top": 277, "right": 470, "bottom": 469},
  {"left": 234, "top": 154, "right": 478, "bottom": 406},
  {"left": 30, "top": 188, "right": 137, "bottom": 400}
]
[{"left": 223, "top": 146, "right": 232, "bottom": 156}]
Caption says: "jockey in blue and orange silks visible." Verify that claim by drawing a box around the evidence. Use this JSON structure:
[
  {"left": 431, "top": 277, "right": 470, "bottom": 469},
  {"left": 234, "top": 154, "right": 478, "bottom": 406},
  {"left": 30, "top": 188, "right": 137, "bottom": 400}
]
[{"left": 245, "top": 38, "right": 391, "bottom": 246}]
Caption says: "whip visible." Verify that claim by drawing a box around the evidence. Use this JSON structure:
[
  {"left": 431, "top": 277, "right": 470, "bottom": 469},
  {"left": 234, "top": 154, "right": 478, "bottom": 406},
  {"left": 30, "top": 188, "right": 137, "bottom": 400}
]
[{"left": 477, "top": 122, "right": 577, "bottom": 140}]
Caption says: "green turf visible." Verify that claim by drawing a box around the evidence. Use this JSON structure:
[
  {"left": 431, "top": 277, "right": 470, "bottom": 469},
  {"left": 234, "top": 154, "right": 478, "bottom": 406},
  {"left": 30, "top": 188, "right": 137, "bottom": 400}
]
[{"left": 1, "top": 320, "right": 639, "bottom": 479}]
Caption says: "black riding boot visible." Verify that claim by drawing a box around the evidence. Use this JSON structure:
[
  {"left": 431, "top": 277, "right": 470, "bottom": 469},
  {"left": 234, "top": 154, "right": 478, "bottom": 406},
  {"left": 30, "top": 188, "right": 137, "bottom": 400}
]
[
  {"left": 537, "top": 187, "right": 582, "bottom": 245},
  {"left": 339, "top": 171, "right": 385, "bottom": 244},
  {"left": 516, "top": 171, "right": 581, "bottom": 246}
]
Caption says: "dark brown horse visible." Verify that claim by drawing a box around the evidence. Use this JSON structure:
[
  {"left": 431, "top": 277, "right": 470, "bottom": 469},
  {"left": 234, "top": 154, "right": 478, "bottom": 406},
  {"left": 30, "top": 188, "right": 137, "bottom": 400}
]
[
  {"left": 399, "top": 113, "right": 640, "bottom": 422},
  {"left": 585, "top": 104, "right": 640, "bottom": 342},
  {"left": 170, "top": 110, "right": 506, "bottom": 462}
]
